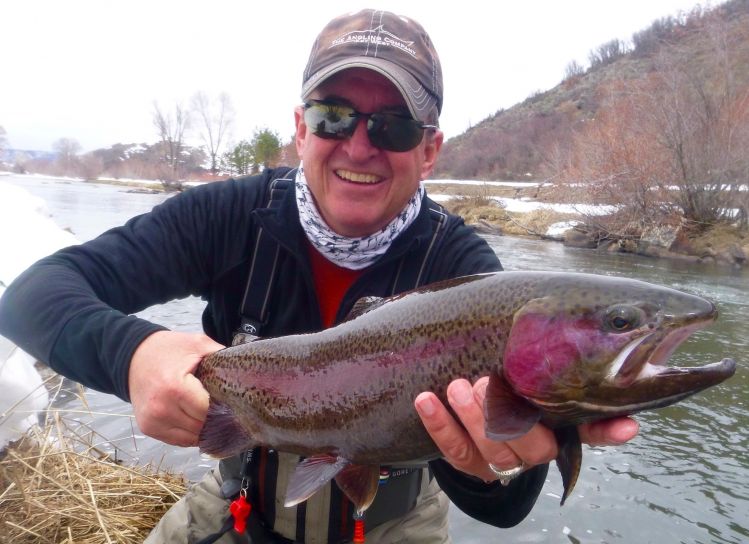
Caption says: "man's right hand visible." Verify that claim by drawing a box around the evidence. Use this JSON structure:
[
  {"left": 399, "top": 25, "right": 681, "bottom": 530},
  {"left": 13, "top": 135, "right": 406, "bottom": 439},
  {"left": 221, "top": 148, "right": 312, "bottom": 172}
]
[{"left": 128, "top": 330, "right": 224, "bottom": 447}]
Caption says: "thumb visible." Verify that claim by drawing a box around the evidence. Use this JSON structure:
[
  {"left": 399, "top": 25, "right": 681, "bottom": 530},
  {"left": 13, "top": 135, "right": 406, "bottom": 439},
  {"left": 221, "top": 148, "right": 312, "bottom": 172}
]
[{"left": 180, "top": 373, "right": 211, "bottom": 422}]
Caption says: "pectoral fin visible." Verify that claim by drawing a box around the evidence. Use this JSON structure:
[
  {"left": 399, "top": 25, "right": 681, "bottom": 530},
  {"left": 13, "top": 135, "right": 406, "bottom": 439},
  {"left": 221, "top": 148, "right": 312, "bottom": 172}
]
[
  {"left": 484, "top": 373, "right": 541, "bottom": 441},
  {"left": 198, "top": 400, "right": 256, "bottom": 458},
  {"left": 554, "top": 426, "right": 582, "bottom": 506}
]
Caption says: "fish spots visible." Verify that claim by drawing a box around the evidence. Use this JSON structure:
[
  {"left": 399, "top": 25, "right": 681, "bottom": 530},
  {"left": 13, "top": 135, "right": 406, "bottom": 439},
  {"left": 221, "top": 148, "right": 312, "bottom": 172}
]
[{"left": 196, "top": 270, "right": 720, "bottom": 466}]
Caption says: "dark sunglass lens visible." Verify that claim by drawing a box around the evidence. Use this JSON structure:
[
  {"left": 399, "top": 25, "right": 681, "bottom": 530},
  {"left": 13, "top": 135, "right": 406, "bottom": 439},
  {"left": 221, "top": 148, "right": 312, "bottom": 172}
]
[
  {"left": 305, "top": 102, "right": 357, "bottom": 139},
  {"left": 367, "top": 113, "right": 424, "bottom": 152}
]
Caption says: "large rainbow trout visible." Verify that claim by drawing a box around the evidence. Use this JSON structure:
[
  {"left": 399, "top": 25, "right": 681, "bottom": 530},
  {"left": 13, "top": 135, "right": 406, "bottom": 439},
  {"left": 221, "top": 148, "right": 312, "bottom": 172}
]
[{"left": 196, "top": 272, "right": 735, "bottom": 512}]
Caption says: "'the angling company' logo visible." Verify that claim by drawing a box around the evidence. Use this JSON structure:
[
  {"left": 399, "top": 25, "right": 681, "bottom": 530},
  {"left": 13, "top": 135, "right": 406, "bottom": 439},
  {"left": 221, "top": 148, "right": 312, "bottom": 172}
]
[{"left": 329, "top": 25, "right": 417, "bottom": 58}]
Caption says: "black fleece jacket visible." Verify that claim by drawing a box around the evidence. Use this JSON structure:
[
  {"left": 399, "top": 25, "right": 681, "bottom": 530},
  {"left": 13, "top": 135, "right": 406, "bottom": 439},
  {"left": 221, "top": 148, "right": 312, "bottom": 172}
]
[{"left": 0, "top": 168, "right": 547, "bottom": 530}]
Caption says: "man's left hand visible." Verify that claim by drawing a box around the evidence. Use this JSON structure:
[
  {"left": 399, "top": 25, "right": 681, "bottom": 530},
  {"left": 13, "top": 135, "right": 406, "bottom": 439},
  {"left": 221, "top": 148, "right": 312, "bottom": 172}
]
[{"left": 414, "top": 377, "right": 639, "bottom": 482}]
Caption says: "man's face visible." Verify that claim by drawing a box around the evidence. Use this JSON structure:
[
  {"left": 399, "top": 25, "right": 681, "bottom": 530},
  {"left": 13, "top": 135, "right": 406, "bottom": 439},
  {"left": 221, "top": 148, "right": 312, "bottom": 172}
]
[{"left": 294, "top": 68, "right": 443, "bottom": 238}]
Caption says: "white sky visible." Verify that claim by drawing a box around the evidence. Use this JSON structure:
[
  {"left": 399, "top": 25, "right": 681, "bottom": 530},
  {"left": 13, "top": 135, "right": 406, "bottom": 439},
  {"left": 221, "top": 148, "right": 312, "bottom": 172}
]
[{"left": 1, "top": 0, "right": 708, "bottom": 152}]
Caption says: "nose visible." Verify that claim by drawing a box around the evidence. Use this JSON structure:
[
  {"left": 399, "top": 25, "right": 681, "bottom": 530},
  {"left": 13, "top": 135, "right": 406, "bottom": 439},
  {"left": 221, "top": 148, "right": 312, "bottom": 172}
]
[{"left": 341, "top": 117, "right": 379, "bottom": 161}]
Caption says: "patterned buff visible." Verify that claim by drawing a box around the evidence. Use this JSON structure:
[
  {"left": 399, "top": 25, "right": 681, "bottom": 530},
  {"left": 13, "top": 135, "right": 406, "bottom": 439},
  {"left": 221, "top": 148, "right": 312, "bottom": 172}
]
[{"left": 295, "top": 164, "right": 424, "bottom": 270}]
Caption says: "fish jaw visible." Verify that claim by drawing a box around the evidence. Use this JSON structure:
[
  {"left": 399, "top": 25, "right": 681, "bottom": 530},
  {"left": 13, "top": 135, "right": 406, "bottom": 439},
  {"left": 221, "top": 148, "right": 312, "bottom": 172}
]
[{"left": 502, "top": 292, "right": 735, "bottom": 425}]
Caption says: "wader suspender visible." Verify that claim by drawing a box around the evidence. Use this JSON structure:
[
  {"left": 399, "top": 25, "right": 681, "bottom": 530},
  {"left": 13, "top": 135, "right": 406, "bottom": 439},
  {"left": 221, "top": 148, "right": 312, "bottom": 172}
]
[
  {"left": 234, "top": 172, "right": 448, "bottom": 340},
  {"left": 226, "top": 173, "right": 448, "bottom": 542},
  {"left": 233, "top": 168, "right": 297, "bottom": 345}
]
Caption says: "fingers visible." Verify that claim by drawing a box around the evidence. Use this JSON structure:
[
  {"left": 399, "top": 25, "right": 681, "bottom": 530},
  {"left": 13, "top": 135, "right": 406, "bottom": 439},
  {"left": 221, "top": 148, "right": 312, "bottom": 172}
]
[
  {"left": 471, "top": 378, "right": 557, "bottom": 466},
  {"left": 180, "top": 373, "right": 210, "bottom": 423},
  {"left": 417, "top": 376, "right": 641, "bottom": 483},
  {"left": 415, "top": 378, "right": 559, "bottom": 482},
  {"left": 415, "top": 390, "right": 483, "bottom": 474},
  {"left": 446, "top": 379, "right": 523, "bottom": 475},
  {"left": 129, "top": 331, "right": 223, "bottom": 447},
  {"left": 579, "top": 416, "right": 639, "bottom": 446}
]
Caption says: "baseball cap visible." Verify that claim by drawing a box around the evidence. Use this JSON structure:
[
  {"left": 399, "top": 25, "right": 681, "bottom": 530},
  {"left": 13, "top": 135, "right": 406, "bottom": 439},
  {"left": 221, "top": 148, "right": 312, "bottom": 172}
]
[{"left": 301, "top": 9, "right": 443, "bottom": 124}]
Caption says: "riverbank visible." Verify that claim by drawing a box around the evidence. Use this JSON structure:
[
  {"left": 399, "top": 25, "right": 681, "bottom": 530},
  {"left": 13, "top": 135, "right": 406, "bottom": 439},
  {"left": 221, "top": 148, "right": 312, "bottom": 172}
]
[
  {"left": 431, "top": 181, "right": 749, "bottom": 269},
  {"left": 4, "top": 171, "right": 747, "bottom": 268}
]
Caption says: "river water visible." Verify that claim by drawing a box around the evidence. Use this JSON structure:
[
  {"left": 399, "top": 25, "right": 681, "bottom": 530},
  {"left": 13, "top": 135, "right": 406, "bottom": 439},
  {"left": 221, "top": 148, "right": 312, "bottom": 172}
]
[{"left": 3, "top": 175, "right": 748, "bottom": 544}]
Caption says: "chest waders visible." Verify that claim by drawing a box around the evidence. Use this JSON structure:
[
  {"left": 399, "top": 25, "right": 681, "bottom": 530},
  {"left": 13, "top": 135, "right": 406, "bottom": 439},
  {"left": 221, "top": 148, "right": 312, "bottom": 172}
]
[{"left": 208, "top": 168, "right": 449, "bottom": 543}]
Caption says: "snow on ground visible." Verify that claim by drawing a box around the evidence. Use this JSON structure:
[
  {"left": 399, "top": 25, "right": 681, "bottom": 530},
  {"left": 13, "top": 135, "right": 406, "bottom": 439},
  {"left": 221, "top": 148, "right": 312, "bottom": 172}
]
[
  {"left": 428, "top": 192, "right": 614, "bottom": 216},
  {"left": 0, "top": 334, "right": 49, "bottom": 449},
  {"left": 546, "top": 221, "right": 583, "bottom": 240},
  {"left": 0, "top": 181, "right": 79, "bottom": 285},
  {"left": 0, "top": 181, "right": 76, "bottom": 449},
  {"left": 424, "top": 179, "right": 547, "bottom": 188}
]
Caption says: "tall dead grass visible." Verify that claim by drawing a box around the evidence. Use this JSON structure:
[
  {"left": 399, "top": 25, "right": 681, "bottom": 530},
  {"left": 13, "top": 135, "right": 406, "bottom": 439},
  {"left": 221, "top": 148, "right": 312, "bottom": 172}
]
[{"left": 0, "top": 382, "right": 186, "bottom": 543}]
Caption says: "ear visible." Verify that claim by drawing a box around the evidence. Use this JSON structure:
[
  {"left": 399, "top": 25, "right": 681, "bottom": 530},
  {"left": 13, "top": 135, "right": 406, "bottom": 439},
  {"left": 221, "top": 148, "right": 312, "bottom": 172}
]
[
  {"left": 294, "top": 105, "right": 307, "bottom": 158},
  {"left": 420, "top": 129, "right": 443, "bottom": 180}
]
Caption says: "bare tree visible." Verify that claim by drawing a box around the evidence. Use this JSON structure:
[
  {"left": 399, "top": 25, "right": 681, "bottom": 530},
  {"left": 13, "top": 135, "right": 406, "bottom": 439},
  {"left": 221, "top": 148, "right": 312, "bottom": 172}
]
[
  {"left": 557, "top": 9, "right": 749, "bottom": 234},
  {"left": 152, "top": 101, "right": 190, "bottom": 188},
  {"left": 78, "top": 153, "right": 105, "bottom": 181},
  {"left": 588, "top": 39, "right": 628, "bottom": 68},
  {"left": 53, "top": 137, "right": 82, "bottom": 177},
  {"left": 644, "top": 12, "right": 749, "bottom": 227},
  {"left": 191, "top": 92, "right": 234, "bottom": 176},
  {"left": 563, "top": 60, "right": 585, "bottom": 81},
  {"left": 0, "top": 126, "right": 8, "bottom": 160}
]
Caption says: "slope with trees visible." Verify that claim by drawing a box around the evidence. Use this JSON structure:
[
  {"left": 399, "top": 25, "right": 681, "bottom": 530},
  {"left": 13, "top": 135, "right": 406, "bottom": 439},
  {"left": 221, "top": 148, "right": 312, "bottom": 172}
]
[{"left": 435, "top": 0, "right": 749, "bottom": 263}]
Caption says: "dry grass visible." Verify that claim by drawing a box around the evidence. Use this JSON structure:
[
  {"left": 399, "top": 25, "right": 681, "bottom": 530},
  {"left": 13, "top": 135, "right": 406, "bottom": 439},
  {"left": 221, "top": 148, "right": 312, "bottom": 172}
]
[
  {"left": 0, "top": 387, "right": 186, "bottom": 544},
  {"left": 501, "top": 208, "right": 580, "bottom": 238},
  {"left": 444, "top": 192, "right": 580, "bottom": 239}
]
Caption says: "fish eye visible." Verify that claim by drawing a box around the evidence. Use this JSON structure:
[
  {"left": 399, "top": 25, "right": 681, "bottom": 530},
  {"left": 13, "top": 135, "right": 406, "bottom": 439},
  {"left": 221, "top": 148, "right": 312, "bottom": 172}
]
[{"left": 604, "top": 305, "right": 643, "bottom": 332}]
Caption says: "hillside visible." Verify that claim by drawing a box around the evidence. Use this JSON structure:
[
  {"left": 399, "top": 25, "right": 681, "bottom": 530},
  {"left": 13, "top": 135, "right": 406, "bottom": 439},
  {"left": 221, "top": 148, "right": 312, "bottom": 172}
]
[{"left": 433, "top": 0, "right": 749, "bottom": 182}]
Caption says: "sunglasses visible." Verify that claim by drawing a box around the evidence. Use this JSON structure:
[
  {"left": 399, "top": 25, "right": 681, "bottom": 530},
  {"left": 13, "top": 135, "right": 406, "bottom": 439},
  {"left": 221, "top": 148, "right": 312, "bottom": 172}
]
[{"left": 303, "top": 99, "right": 438, "bottom": 152}]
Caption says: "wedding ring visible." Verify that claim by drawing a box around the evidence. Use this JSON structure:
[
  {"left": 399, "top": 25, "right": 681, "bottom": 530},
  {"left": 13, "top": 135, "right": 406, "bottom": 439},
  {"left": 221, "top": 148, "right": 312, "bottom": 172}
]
[{"left": 488, "top": 462, "right": 526, "bottom": 486}]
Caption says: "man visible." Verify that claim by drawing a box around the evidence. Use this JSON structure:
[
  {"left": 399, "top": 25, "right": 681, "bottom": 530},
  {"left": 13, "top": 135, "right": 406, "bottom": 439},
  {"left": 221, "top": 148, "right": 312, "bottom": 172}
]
[{"left": 0, "top": 9, "right": 637, "bottom": 543}]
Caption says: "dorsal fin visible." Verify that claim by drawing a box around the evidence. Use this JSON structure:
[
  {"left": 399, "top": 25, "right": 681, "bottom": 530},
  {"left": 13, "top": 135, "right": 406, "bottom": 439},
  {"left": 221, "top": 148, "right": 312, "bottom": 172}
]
[{"left": 345, "top": 296, "right": 387, "bottom": 321}]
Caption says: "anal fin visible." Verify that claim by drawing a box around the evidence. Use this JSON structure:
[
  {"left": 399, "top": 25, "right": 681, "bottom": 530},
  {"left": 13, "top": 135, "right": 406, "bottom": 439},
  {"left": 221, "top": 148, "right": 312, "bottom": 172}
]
[{"left": 334, "top": 464, "right": 381, "bottom": 515}]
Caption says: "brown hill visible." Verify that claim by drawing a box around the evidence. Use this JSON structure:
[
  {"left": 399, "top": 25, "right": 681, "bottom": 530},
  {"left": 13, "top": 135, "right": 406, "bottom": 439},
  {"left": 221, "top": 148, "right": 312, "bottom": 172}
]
[{"left": 433, "top": 0, "right": 749, "bottom": 182}]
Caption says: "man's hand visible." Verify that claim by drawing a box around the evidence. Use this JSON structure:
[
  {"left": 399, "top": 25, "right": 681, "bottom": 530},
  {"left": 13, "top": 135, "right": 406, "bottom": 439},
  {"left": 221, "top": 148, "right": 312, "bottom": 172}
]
[
  {"left": 414, "top": 376, "right": 639, "bottom": 482},
  {"left": 128, "top": 331, "right": 224, "bottom": 447}
]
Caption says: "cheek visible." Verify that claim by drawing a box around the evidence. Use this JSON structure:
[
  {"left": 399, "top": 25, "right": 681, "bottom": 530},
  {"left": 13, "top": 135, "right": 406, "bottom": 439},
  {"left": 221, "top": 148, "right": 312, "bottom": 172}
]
[
  {"left": 301, "top": 136, "right": 333, "bottom": 168},
  {"left": 503, "top": 314, "right": 608, "bottom": 398},
  {"left": 387, "top": 153, "right": 424, "bottom": 193}
]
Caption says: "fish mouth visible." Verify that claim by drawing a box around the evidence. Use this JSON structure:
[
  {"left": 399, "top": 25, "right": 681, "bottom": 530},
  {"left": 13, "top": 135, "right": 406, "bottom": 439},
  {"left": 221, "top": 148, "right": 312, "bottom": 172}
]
[
  {"left": 600, "top": 306, "right": 736, "bottom": 413},
  {"left": 610, "top": 319, "right": 714, "bottom": 384},
  {"left": 539, "top": 306, "right": 736, "bottom": 421}
]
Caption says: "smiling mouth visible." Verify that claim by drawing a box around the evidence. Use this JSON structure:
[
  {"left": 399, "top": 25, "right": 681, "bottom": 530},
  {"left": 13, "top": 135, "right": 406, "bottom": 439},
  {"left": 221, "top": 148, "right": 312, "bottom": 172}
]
[{"left": 335, "top": 169, "right": 382, "bottom": 184}]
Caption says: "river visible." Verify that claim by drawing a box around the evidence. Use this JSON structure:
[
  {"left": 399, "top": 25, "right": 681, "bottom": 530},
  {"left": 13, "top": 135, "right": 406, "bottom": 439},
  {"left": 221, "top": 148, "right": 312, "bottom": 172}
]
[{"left": 3, "top": 174, "right": 747, "bottom": 544}]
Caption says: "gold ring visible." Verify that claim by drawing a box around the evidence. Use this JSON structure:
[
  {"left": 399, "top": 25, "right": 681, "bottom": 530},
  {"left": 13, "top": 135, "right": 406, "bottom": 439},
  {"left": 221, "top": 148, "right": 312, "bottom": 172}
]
[{"left": 488, "top": 462, "right": 525, "bottom": 486}]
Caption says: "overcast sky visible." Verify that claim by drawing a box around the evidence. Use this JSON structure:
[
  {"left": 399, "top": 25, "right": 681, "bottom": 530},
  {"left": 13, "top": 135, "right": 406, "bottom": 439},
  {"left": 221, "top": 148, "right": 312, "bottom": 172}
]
[{"left": 1, "top": 0, "right": 708, "bottom": 152}]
